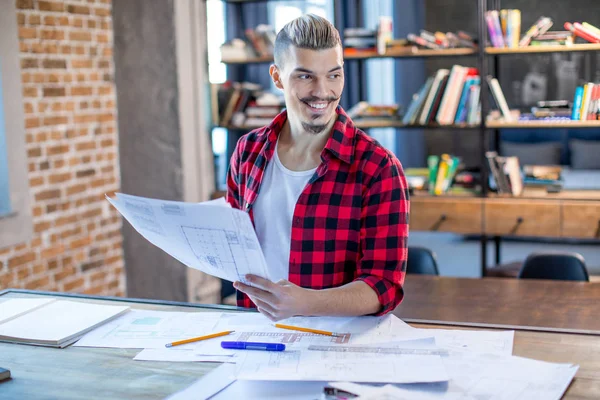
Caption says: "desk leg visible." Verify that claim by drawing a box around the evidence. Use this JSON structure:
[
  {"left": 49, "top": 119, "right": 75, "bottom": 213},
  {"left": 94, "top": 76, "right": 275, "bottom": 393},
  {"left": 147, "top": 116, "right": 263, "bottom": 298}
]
[{"left": 494, "top": 236, "right": 501, "bottom": 265}]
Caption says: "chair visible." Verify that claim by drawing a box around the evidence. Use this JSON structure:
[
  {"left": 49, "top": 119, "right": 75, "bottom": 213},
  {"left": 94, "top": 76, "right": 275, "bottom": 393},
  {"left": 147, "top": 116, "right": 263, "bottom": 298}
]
[
  {"left": 406, "top": 246, "right": 440, "bottom": 275},
  {"left": 517, "top": 251, "right": 589, "bottom": 282}
]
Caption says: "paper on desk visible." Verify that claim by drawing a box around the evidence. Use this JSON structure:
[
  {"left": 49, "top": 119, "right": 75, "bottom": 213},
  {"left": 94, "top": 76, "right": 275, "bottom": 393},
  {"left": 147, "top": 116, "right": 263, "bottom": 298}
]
[
  {"left": 0, "top": 298, "right": 56, "bottom": 324},
  {"left": 330, "top": 352, "right": 578, "bottom": 400},
  {"left": 107, "top": 193, "right": 270, "bottom": 282},
  {"left": 234, "top": 337, "right": 449, "bottom": 384},
  {"left": 356, "top": 317, "right": 515, "bottom": 356},
  {"left": 165, "top": 363, "right": 237, "bottom": 400},
  {"left": 194, "top": 313, "right": 405, "bottom": 355},
  {"left": 134, "top": 348, "right": 238, "bottom": 363},
  {"left": 74, "top": 310, "right": 223, "bottom": 349}
]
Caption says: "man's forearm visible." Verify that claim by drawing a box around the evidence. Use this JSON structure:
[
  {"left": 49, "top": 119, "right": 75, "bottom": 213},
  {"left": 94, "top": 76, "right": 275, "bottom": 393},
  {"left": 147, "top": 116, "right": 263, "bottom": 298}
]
[{"left": 307, "top": 280, "right": 381, "bottom": 317}]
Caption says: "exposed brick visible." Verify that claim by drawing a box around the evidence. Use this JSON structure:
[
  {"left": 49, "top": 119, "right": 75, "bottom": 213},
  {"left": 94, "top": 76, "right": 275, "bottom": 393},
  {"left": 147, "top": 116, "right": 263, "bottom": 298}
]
[
  {"left": 42, "top": 58, "right": 67, "bottom": 69},
  {"left": 69, "top": 31, "right": 92, "bottom": 41},
  {"left": 71, "top": 86, "right": 93, "bottom": 96},
  {"left": 43, "top": 116, "right": 69, "bottom": 126},
  {"left": 64, "top": 277, "right": 85, "bottom": 292},
  {"left": 43, "top": 16, "right": 56, "bottom": 26},
  {"left": 17, "top": 13, "right": 26, "bottom": 25},
  {"left": 41, "top": 245, "right": 65, "bottom": 259},
  {"left": 40, "top": 29, "right": 65, "bottom": 40},
  {"left": 72, "top": 18, "right": 84, "bottom": 28},
  {"left": 25, "top": 117, "right": 41, "bottom": 129},
  {"left": 29, "top": 15, "right": 41, "bottom": 25},
  {"left": 49, "top": 172, "right": 72, "bottom": 184},
  {"left": 27, "top": 147, "right": 42, "bottom": 157},
  {"left": 19, "top": 27, "right": 37, "bottom": 39},
  {"left": 58, "top": 16, "right": 69, "bottom": 26},
  {"left": 35, "top": 189, "right": 61, "bottom": 201},
  {"left": 21, "top": 58, "right": 38, "bottom": 69},
  {"left": 75, "top": 141, "right": 96, "bottom": 151},
  {"left": 54, "top": 266, "right": 76, "bottom": 283},
  {"left": 87, "top": 19, "right": 97, "bottom": 29},
  {"left": 81, "top": 260, "right": 104, "bottom": 272},
  {"left": 68, "top": 5, "right": 90, "bottom": 14},
  {"left": 72, "top": 59, "right": 93, "bottom": 69},
  {"left": 34, "top": 221, "right": 52, "bottom": 233},
  {"left": 25, "top": 276, "right": 51, "bottom": 290},
  {"left": 38, "top": 1, "right": 65, "bottom": 12},
  {"left": 97, "top": 33, "right": 109, "bottom": 43},
  {"left": 8, "top": 252, "right": 36, "bottom": 268},
  {"left": 66, "top": 183, "right": 87, "bottom": 196},
  {"left": 94, "top": 7, "right": 110, "bottom": 17},
  {"left": 39, "top": 161, "right": 50, "bottom": 170},
  {"left": 76, "top": 169, "right": 96, "bottom": 178},
  {"left": 43, "top": 87, "right": 65, "bottom": 97},
  {"left": 16, "top": 0, "right": 34, "bottom": 9}
]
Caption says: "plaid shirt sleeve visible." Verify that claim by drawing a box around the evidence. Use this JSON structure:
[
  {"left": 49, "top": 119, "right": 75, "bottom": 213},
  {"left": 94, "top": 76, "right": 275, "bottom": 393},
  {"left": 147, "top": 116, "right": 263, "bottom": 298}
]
[
  {"left": 226, "top": 139, "right": 242, "bottom": 210},
  {"left": 354, "top": 154, "right": 409, "bottom": 316}
]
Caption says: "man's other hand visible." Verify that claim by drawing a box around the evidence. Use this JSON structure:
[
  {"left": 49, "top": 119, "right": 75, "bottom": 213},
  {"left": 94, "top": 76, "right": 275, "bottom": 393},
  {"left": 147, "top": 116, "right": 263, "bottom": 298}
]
[{"left": 233, "top": 274, "right": 313, "bottom": 321}]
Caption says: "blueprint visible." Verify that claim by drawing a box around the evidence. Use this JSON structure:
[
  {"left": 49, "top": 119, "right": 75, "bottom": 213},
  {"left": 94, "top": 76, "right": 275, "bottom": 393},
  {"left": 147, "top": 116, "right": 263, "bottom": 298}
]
[
  {"left": 107, "top": 193, "right": 270, "bottom": 282},
  {"left": 73, "top": 310, "right": 223, "bottom": 349},
  {"left": 234, "top": 337, "right": 449, "bottom": 384}
]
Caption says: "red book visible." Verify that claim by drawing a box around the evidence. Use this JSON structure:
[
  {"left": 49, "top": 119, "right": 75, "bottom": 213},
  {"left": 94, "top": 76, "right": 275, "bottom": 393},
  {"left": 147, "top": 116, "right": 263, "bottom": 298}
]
[{"left": 564, "top": 22, "right": 600, "bottom": 43}]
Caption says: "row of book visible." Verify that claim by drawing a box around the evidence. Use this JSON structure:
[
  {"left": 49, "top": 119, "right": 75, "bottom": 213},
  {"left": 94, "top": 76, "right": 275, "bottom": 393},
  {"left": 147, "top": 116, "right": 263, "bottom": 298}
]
[
  {"left": 212, "top": 81, "right": 283, "bottom": 127},
  {"left": 487, "top": 11, "right": 600, "bottom": 48},
  {"left": 402, "top": 65, "right": 484, "bottom": 126},
  {"left": 427, "top": 154, "right": 462, "bottom": 195},
  {"left": 220, "top": 25, "right": 276, "bottom": 61},
  {"left": 572, "top": 83, "right": 600, "bottom": 120},
  {"left": 485, "top": 151, "right": 523, "bottom": 196}
]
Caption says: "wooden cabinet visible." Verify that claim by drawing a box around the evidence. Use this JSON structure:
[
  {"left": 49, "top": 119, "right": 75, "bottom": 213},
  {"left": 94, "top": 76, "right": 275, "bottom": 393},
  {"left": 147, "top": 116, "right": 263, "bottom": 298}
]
[
  {"left": 562, "top": 201, "right": 600, "bottom": 239},
  {"left": 410, "top": 197, "right": 483, "bottom": 234},
  {"left": 484, "top": 199, "right": 561, "bottom": 237}
]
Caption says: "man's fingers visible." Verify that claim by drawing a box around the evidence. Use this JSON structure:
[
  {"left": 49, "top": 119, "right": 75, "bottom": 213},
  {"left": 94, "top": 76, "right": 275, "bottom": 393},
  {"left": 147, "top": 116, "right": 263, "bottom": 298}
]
[
  {"left": 235, "top": 282, "right": 278, "bottom": 305},
  {"left": 257, "top": 306, "right": 277, "bottom": 321},
  {"left": 249, "top": 295, "right": 277, "bottom": 315},
  {"left": 245, "top": 274, "right": 278, "bottom": 292}
]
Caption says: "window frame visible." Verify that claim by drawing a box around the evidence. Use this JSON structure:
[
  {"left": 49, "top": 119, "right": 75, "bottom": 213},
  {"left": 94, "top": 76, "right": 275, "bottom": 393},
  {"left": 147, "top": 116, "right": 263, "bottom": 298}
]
[{"left": 0, "top": 1, "right": 33, "bottom": 248}]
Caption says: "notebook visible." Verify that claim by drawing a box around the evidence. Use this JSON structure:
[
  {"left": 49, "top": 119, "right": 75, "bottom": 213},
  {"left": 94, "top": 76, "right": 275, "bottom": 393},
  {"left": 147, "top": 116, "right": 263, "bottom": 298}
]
[{"left": 0, "top": 298, "right": 130, "bottom": 348}]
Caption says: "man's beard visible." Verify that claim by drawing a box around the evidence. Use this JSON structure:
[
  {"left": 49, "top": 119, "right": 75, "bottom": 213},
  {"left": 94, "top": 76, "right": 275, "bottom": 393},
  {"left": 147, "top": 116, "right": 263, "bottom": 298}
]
[{"left": 298, "top": 94, "right": 340, "bottom": 135}]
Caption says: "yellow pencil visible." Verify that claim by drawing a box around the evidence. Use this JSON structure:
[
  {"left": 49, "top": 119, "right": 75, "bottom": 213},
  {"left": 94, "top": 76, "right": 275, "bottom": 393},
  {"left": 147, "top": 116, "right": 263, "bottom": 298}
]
[
  {"left": 165, "top": 330, "right": 235, "bottom": 348},
  {"left": 275, "top": 324, "right": 344, "bottom": 337}
]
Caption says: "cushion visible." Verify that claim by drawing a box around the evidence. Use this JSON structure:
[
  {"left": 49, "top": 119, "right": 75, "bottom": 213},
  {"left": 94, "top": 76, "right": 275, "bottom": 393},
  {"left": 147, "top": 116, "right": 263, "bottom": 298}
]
[
  {"left": 500, "top": 141, "right": 562, "bottom": 166},
  {"left": 569, "top": 139, "right": 600, "bottom": 170}
]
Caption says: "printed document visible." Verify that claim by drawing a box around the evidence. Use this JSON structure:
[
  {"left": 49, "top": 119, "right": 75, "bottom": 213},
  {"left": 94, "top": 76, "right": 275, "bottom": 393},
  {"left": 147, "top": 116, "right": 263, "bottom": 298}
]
[{"left": 107, "top": 193, "right": 269, "bottom": 282}]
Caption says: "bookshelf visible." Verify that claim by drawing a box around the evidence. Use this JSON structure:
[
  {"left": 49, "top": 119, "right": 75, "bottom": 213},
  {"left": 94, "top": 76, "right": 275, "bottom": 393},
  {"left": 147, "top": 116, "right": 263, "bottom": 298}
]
[
  {"left": 486, "top": 43, "right": 600, "bottom": 54},
  {"left": 209, "top": 0, "right": 600, "bottom": 277}
]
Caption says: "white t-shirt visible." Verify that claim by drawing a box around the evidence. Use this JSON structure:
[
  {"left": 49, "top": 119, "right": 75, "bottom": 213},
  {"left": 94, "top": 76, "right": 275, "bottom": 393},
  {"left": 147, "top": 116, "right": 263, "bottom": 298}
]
[{"left": 252, "top": 142, "right": 317, "bottom": 282}]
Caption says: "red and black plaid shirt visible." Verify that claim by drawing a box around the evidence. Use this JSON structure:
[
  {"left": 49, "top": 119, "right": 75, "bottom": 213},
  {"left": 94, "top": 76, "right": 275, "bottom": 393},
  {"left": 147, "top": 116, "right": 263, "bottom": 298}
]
[{"left": 226, "top": 106, "right": 409, "bottom": 315}]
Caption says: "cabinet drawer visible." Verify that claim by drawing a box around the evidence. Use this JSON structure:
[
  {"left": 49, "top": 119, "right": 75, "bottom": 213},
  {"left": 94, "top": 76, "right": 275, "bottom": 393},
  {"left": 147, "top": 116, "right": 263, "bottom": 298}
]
[
  {"left": 485, "top": 200, "right": 560, "bottom": 237},
  {"left": 411, "top": 198, "right": 482, "bottom": 234},
  {"left": 562, "top": 201, "right": 600, "bottom": 239}
]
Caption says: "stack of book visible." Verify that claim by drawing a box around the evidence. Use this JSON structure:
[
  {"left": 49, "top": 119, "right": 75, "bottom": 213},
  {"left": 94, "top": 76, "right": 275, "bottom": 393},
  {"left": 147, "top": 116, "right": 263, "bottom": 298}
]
[
  {"left": 523, "top": 165, "right": 563, "bottom": 192},
  {"left": 220, "top": 24, "right": 276, "bottom": 61},
  {"left": 427, "top": 154, "right": 462, "bottom": 196},
  {"left": 212, "top": 81, "right": 284, "bottom": 128},
  {"left": 406, "top": 30, "right": 477, "bottom": 50},
  {"left": 564, "top": 22, "right": 600, "bottom": 44},
  {"left": 403, "top": 65, "right": 481, "bottom": 126},
  {"left": 485, "top": 151, "right": 523, "bottom": 196},
  {"left": 347, "top": 101, "right": 401, "bottom": 120},
  {"left": 486, "top": 10, "right": 522, "bottom": 48},
  {"left": 343, "top": 27, "right": 377, "bottom": 53},
  {"left": 518, "top": 100, "right": 572, "bottom": 122},
  {"left": 572, "top": 82, "right": 600, "bottom": 120}
]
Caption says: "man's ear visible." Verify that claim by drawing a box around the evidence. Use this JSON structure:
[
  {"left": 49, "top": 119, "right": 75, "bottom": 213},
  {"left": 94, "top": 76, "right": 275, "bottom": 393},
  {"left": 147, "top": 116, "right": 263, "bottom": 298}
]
[{"left": 269, "top": 64, "right": 284, "bottom": 89}]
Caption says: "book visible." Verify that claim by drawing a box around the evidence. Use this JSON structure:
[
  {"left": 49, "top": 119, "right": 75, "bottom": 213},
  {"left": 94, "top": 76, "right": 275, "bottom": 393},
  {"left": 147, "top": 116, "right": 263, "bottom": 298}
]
[
  {"left": 419, "top": 69, "right": 449, "bottom": 125},
  {"left": 0, "top": 298, "right": 129, "bottom": 348},
  {"left": 572, "top": 86, "right": 584, "bottom": 120},
  {"left": 519, "top": 16, "right": 553, "bottom": 47},
  {"left": 487, "top": 76, "right": 513, "bottom": 121}
]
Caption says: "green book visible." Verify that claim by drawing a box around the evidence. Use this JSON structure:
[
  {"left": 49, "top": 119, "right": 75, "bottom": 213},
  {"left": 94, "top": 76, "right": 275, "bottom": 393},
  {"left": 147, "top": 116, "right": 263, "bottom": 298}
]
[{"left": 427, "top": 155, "right": 440, "bottom": 195}]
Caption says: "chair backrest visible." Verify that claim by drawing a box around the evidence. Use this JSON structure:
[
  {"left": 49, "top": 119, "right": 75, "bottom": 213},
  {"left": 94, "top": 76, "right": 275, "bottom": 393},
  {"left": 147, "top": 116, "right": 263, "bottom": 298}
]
[
  {"left": 407, "top": 246, "right": 439, "bottom": 275},
  {"left": 518, "top": 251, "right": 589, "bottom": 282}
]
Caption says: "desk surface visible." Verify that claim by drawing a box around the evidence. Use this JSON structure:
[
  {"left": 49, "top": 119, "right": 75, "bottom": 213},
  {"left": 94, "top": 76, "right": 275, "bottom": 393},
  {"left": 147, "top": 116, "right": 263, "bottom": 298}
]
[
  {"left": 395, "top": 275, "right": 600, "bottom": 335},
  {"left": 1, "top": 282, "right": 600, "bottom": 399}
]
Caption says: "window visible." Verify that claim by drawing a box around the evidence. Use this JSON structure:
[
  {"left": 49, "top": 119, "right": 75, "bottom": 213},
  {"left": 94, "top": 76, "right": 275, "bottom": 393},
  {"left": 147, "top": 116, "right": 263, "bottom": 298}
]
[{"left": 0, "top": 2, "right": 32, "bottom": 248}]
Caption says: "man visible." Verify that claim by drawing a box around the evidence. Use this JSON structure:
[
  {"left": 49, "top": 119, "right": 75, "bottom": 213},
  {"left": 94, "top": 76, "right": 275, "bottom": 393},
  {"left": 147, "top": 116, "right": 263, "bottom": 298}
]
[{"left": 227, "top": 14, "right": 409, "bottom": 321}]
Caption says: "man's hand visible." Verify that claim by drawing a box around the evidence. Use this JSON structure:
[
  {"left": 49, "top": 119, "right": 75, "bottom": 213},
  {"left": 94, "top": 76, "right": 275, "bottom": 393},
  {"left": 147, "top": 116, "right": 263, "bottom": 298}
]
[{"left": 233, "top": 274, "right": 314, "bottom": 321}]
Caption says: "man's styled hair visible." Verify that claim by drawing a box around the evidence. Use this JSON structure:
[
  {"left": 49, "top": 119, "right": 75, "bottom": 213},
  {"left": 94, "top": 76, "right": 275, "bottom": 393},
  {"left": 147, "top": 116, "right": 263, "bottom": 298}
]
[{"left": 273, "top": 14, "right": 342, "bottom": 67}]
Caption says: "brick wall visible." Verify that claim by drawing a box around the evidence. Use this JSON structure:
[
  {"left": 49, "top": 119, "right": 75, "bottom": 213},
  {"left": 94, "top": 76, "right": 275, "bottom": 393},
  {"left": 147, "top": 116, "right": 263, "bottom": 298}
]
[{"left": 0, "top": 0, "right": 125, "bottom": 296}]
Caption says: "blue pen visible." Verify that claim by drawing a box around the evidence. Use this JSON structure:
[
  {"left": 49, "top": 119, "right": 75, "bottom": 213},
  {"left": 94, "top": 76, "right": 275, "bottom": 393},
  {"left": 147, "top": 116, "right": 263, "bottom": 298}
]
[{"left": 221, "top": 341, "right": 285, "bottom": 351}]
